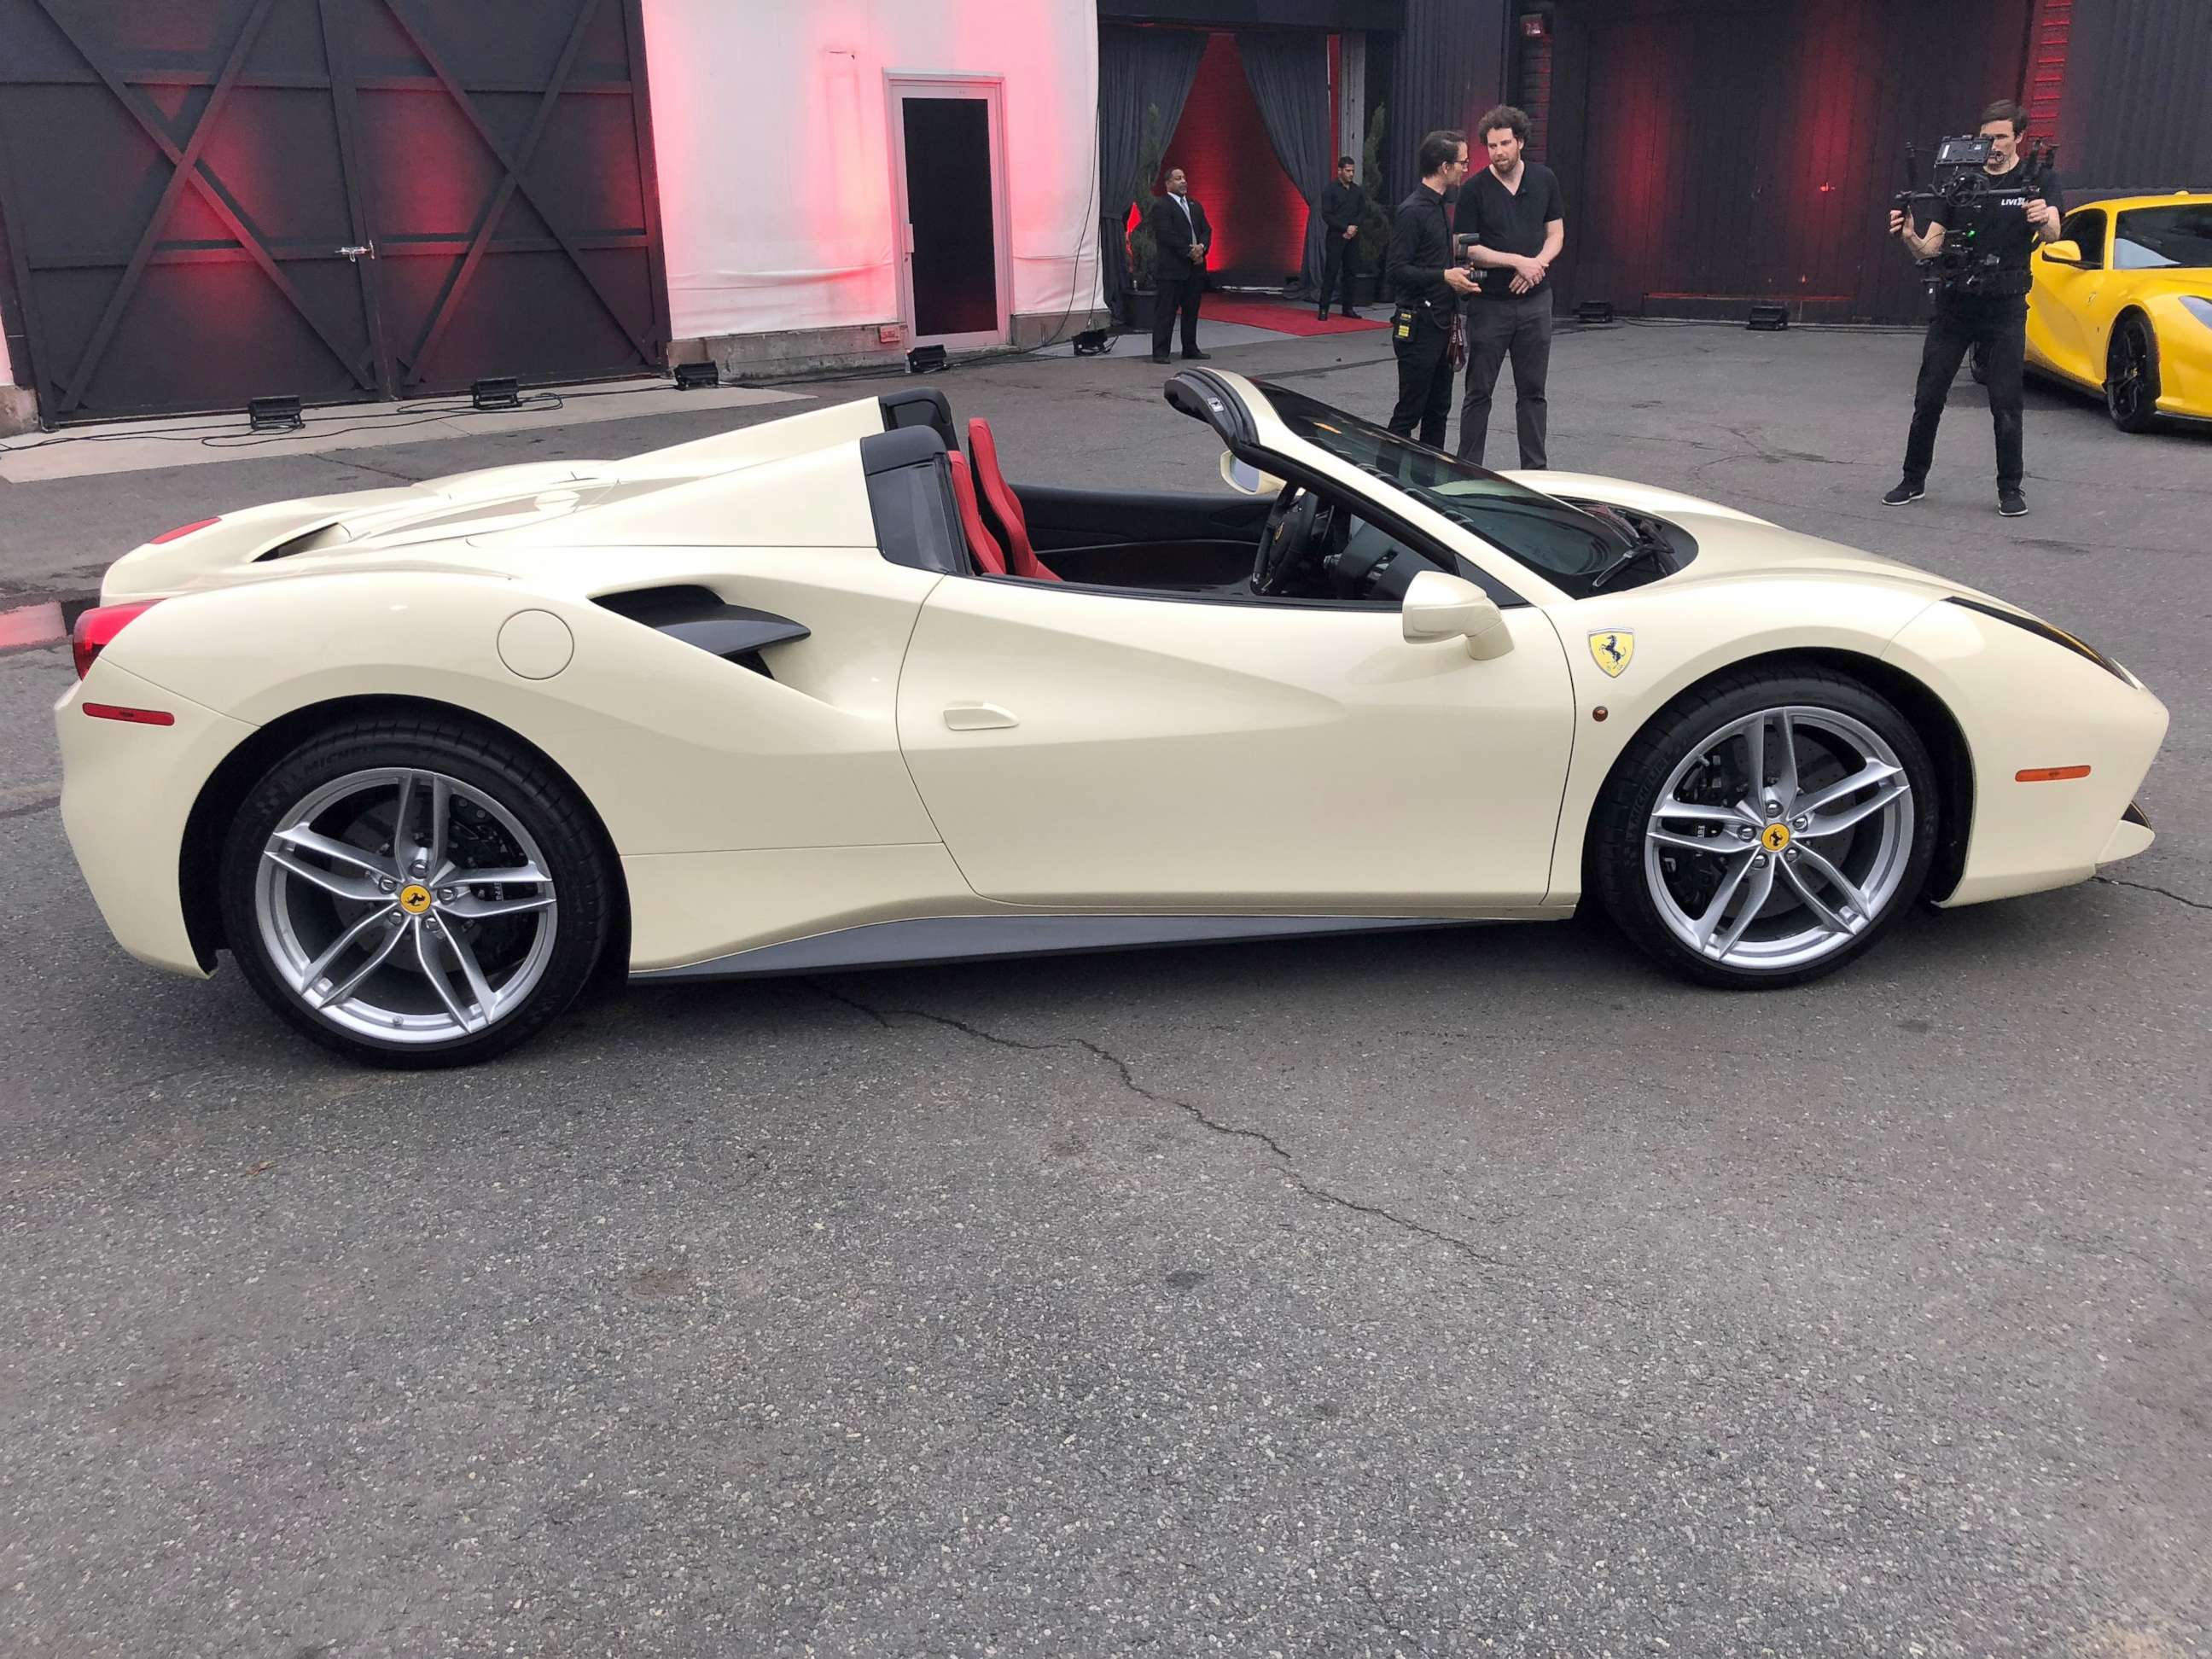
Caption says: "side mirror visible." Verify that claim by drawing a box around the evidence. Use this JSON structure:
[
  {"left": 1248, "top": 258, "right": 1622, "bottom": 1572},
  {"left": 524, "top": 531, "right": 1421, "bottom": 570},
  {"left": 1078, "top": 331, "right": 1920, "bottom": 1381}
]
[
  {"left": 1401, "top": 569, "right": 1512, "bottom": 660},
  {"left": 1219, "top": 451, "right": 1284, "bottom": 496},
  {"left": 2039, "top": 239, "right": 2084, "bottom": 265}
]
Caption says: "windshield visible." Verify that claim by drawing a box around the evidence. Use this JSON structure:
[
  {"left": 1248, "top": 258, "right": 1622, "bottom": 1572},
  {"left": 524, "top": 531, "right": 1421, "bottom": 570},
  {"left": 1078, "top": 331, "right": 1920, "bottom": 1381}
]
[
  {"left": 1254, "top": 380, "right": 1638, "bottom": 595},
  {"left": 2112, "top": 206, "right": 2212, "bottom": 270}
]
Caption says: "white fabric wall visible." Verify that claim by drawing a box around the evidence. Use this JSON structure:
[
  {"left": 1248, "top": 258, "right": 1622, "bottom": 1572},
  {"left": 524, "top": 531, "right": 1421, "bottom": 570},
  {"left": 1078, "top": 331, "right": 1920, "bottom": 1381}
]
[{"left": 641, "top": 0, "right": 1103, "bottom": 341}]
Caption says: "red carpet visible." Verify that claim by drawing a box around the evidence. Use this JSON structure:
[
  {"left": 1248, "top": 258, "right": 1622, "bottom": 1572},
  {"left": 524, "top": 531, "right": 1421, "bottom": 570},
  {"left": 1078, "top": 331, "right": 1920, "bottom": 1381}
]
[{"left": 1199, "top": 297, "right": 1388, "bottom": 336}]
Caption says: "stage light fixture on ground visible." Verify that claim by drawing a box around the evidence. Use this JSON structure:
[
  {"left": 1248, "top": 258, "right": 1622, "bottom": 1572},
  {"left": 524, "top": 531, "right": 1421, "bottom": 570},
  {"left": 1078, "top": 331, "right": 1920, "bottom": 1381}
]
[{"left": 247, "top": 395, "right": 302, "bottom": 432}]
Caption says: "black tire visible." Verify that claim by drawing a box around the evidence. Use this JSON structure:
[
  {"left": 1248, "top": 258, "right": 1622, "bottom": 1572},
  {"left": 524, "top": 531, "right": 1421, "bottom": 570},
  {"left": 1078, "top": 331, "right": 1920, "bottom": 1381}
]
[
  {"left": 1589, "top": 666, "right": 1940, "bottom": 990},
  {"left": 2105, "top": 315, "right": 2161, "bottom": 434},
  {"left": 219, "top": 713, "right": 614, "bottom": 1067}
]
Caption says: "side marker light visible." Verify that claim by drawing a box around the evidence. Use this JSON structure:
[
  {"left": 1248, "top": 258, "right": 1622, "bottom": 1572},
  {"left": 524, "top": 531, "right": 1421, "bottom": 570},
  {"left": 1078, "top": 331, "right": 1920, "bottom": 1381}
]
[
  {"left": 84, "top": 702, "right": 175, "bottom": 726},
  {"left": 2015, "top": 765, "right": 2091, "bottom": 782}
]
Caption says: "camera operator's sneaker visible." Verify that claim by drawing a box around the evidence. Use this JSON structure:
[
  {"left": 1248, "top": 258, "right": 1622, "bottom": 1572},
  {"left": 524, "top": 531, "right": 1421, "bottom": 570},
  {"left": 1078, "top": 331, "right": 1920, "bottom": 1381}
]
[
  {"left": 1998, "top": 488, "right": 2029, "bottom": 517},
  {"left": 1882, "top": 479, "right": 1925, "bottom": 506}
]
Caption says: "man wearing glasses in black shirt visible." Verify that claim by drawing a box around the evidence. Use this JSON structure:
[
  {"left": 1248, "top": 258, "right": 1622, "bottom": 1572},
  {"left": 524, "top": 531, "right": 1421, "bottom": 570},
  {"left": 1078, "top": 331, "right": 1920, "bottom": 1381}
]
[
  {"left": 1386, "top": 130, "right": 1481, "bottom": 446},
  {"left": 1456, "top": 104, "right": 1565, "bottom": 469}
]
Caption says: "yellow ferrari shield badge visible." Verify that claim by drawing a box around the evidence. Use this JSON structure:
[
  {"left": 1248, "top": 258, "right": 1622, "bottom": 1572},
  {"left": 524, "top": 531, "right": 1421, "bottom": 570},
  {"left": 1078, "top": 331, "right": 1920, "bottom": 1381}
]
[
  {"left": 399, "top": 883, "right": 433, "bottom": 915},
  {"left": 1588, "top": 630, "right": 1634, "bottom": 678},
  {"left": 1761, "top": 822, "right": 1792, "bottom": 853}
]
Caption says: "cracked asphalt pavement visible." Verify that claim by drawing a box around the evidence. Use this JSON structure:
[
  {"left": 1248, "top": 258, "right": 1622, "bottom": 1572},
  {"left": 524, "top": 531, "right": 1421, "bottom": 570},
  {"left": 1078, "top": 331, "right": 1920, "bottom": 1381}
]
[{"left": 3, "top": 324, "right": 2208, "bottom": 1656}]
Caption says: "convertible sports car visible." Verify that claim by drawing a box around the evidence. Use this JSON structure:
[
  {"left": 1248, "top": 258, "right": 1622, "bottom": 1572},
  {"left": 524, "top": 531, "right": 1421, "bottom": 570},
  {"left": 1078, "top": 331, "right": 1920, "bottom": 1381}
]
[
  {"left": 2027, "top": 189, "right": 2212, "bottom": 430},
  {"left": 58, "top": 371, "right": 2167, "bottom": 1065}
]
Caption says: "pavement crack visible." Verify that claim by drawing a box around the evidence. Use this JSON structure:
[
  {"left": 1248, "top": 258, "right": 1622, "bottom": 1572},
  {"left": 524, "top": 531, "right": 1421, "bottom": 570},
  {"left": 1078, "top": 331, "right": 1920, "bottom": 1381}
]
[
  {"left": 0, "top": 791, "right": 58, "bottom": 821},
  {"left": 805, "top": 983, "right": 1513, "bottom": 1272},
  {"left": 803, "top": 979, "right": 893, "bottom": 1027},
  {"left": 2094, "top": 875, "right": 2212, "bottom": 913}
]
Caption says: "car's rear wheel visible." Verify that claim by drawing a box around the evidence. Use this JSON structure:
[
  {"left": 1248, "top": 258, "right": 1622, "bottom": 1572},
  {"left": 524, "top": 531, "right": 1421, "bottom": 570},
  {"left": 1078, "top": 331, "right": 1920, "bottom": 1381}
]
[
  {"left": 1591, "top": 669, "right": 1938, "bottom": 988},
  {"left": 2105, "top": 316, "right": 2161, "bottom": 433},
  {"left": 219, "top": 715, "right": 613, "bottom": 1067}
]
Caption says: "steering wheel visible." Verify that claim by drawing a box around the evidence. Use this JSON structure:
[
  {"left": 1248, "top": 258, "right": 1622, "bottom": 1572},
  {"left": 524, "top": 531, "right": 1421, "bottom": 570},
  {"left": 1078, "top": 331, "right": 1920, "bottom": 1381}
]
[{"left": 1253, "top": 486, "right": 1324, "bottom": 596}]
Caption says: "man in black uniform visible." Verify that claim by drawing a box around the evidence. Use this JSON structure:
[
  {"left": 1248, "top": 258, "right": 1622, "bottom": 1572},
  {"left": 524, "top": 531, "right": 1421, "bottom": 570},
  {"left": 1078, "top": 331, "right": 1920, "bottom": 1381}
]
[
  {"left": 1317, "top": 155, "right": 1366, "bottom": 322},
  {"left": 1386, "top": 130, "right": 1480, "bottom": 446},
  {"left": 1884, "top": 100, "right": 2061, "bottom": 516},
  {"left": 1456, "top": 104, "right": 1565, "bottom": 469},
  {"left": 1147, "top": 166, "right": 1213, "bottom": 366}
]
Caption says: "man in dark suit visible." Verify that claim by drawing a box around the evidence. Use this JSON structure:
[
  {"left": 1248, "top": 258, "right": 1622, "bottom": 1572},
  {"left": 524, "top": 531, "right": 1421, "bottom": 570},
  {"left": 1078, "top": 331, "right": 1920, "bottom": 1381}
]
[
  {"left": 1317, "top": 155, "right": 1366, "bottom": 321},
  {"left": 1147, "top": 166, "right": 1212, "bottom": 365}
]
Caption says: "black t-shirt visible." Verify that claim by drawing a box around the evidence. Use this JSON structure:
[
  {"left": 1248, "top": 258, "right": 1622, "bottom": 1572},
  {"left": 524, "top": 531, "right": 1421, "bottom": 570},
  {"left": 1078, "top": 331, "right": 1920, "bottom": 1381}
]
[
  {"left": 1463, "top": 161, "right": 1564, "bottom": 299},
  {"left": 1386, "top": 183, "right": 1458, "bottom": 311},
  {"left": 1937, "top": 160, "right": 2063, "bottom": 292}
]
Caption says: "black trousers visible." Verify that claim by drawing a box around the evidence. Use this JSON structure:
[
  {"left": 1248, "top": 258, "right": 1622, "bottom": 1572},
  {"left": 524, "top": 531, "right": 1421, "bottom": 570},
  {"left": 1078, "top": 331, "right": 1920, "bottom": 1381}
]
[
  {"left": 1456, "top": 290, "right": 1554, "bottom": 469},
  {"left": 1318, "top": 233, "right": 1359, "bottom": 314},
  {"left": 1902, "top": 295, "right": 2027, "bottom": 489},
  {"left": 1388, "top": 310, "right": 1455, "bottom": 448},
  {"left": 1151, "top": 274, "right": 1205, "bottom": 358}
]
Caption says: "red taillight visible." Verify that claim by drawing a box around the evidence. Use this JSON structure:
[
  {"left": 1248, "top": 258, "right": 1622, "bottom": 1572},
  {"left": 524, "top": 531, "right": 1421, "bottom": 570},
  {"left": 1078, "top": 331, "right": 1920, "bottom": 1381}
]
[
  {"left": 71, "top": 600, "right": 160, "bottom": 680},
  {"left": 149, "top": 517, "right": 218, "bottom": 544}
]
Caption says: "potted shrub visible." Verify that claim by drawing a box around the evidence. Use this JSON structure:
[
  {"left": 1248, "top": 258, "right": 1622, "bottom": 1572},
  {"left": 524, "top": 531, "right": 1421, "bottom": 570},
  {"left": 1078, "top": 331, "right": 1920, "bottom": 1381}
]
[{"left": 1354, "top": 104, "right": 1394, "bottom": 310}]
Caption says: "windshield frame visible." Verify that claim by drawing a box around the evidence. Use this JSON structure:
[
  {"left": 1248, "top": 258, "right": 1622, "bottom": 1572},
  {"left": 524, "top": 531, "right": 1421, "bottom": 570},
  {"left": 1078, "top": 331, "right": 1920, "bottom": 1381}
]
[{"left": 1245, "top": 378, "right": 1676, "bottom": 600}]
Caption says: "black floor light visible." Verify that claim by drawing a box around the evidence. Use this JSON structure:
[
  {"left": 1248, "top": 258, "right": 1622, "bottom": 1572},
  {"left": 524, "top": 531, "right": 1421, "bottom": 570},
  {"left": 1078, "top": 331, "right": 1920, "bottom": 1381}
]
[{"left": 247, "top": 395, "right": 302, "bottom": 432}]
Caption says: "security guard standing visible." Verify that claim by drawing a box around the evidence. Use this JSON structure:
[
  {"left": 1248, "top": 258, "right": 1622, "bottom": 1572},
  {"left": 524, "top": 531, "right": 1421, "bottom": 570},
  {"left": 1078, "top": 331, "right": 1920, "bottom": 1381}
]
[{"left": 1387, "top": 130, "right": 1481, "bottom": 446}]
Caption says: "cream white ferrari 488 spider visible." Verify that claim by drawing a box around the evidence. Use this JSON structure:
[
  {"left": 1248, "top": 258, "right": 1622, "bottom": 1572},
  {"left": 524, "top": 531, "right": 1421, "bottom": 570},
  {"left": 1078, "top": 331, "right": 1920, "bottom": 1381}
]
[{"left": 58, "top": 370, "right": 2166, "bottom": 1066}]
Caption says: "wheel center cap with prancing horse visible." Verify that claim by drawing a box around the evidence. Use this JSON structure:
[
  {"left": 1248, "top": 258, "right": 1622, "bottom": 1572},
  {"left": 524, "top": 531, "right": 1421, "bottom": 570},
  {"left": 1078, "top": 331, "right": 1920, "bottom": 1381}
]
[
  {"left": 1761, "top": 823, "right": 1792, "bottom": 853},
  {"left": 399, "top": 883, "right": 434, "bottom": 915}
]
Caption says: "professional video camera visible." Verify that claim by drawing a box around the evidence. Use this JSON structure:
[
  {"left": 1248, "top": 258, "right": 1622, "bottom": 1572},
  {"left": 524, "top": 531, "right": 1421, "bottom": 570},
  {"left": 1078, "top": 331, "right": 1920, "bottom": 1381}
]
[{"left": 1894, "top": 134, "right": 2057, "bottom": 296}]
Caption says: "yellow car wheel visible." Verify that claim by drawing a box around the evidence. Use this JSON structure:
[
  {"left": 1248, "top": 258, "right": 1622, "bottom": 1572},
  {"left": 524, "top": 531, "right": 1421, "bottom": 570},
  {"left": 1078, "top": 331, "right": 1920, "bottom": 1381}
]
[{"left": 2105, "top": 316, "right": 2162, "bottom": 434}]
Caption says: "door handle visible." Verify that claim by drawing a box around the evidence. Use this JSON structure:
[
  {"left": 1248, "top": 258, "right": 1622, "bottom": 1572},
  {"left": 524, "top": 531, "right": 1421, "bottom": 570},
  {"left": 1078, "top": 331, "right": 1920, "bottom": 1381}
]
[
  {"left": 943, "top": 703, "right": 1018, "bottom": 731},
  {"left": 336, "top": 242, "right": 375, "bottom": 262}
]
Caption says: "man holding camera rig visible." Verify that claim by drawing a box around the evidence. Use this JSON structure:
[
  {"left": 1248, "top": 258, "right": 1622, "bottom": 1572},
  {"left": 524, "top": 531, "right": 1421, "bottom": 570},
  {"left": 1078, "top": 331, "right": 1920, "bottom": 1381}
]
[{"left": 1885, "top": 99, "right": 2062, "bottom": 518}]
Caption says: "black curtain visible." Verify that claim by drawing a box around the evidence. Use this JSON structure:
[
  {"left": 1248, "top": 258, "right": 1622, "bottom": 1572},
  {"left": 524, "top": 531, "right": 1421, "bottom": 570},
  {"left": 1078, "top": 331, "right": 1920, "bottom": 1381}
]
[
  {"left": 1097, "top": 25, "right": 1206, "bottom": 322},
  {"left": 1237, "top": 32, "right": 1331, "bottom": 297}
]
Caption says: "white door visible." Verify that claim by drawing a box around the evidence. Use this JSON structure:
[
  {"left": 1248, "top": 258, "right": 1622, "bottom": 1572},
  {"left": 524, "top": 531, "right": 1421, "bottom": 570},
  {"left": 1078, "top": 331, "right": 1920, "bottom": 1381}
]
[
  {"left": 896, "top": 579, "right": 1577, "bottom": 911},
  {"left": 887, "top": 76, "right": 1010, "bottom": 351}
]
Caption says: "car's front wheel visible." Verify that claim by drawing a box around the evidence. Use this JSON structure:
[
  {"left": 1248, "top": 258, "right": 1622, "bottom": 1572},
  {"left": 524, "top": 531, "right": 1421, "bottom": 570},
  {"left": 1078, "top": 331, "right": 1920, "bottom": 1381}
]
[
  {"left": 1591, "top": 669, "right": 1938, "bottom": 988},
  {"left": 219, "top": 714, "right": 614, "bottom": 1066},
  {"left": 2105, "top": 316, "right": 2161, "bottom": 433}
]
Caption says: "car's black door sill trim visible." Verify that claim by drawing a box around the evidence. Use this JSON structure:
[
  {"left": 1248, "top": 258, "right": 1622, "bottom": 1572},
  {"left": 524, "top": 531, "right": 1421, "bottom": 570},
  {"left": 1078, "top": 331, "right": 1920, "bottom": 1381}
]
[{"left": 633, "top": 913, "right": 1476, "bottom": 981}]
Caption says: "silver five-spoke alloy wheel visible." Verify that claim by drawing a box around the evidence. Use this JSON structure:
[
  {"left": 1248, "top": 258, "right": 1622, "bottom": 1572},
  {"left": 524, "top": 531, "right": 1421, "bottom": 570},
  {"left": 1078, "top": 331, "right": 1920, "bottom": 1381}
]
[
  {"left": 254, "top": 766, "right": 559, "bottom": 1044},
  {"left": 1643, "top": 705, "right": 1914, "bottom": 973}
]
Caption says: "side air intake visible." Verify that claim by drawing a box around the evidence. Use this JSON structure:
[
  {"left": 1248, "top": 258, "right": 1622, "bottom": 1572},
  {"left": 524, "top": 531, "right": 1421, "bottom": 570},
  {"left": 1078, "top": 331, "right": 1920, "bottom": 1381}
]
[{"left": 592, "top": 585, "right": 809, "bottom": 678}]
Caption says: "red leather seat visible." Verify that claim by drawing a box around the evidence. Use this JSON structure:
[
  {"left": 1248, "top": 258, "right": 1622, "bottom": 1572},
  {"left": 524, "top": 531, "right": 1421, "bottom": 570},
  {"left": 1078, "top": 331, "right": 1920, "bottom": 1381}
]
[
  {"left": 945, "top": 452, "right": 1007, "bottom": 575},
  {"left": 967, "top": 418, "right": 1059, "bottom": 580}
]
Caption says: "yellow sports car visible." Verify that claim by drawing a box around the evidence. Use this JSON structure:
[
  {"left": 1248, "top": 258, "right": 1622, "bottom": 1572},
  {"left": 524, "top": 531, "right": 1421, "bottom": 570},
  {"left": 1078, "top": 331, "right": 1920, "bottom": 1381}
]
[{"left": 2027, "top": 190, "right": 2212, "bottom": 431}]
